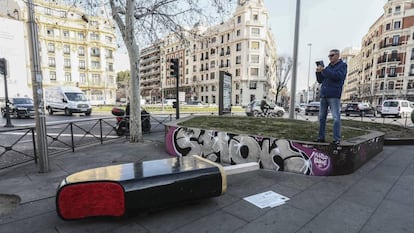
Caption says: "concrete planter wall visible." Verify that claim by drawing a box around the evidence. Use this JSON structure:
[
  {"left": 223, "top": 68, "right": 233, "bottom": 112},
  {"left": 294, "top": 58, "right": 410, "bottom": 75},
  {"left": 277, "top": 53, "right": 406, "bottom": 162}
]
[{"left": 164, "top": 120, "right": 384, "bottom": 176}]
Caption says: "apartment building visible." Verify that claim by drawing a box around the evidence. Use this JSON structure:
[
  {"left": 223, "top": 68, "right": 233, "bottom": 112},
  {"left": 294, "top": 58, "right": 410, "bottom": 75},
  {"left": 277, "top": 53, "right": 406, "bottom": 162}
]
[
  {"left": 0, "top": 0, "right": 117, "bottom": 105},
  {"left": 345, "top": 0, "right": 414, "bottom": 105},
  {"left": 140, "top": 0, "right": 278, "bottom": 106}
]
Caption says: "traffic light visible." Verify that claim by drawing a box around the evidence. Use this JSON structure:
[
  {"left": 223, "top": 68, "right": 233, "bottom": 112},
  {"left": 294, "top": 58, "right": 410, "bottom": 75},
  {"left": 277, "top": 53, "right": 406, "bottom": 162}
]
[
  {"left": 0, "top": 58, "right": 6, "bottom": 75},
  {"left": 169, "top": 58, "right": 179, "bottom": 78}
]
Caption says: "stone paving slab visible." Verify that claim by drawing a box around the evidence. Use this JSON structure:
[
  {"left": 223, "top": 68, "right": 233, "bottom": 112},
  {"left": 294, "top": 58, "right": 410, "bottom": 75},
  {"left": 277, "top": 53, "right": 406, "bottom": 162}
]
[{"left": 0, "top": 141, "right": 413, "bottom": 233}]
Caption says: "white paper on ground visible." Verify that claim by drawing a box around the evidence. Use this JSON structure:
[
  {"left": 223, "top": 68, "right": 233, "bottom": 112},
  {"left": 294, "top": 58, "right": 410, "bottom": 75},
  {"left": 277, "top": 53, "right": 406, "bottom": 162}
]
[{"left": 243, "top": 191, "right": 290, "bottom": 209}]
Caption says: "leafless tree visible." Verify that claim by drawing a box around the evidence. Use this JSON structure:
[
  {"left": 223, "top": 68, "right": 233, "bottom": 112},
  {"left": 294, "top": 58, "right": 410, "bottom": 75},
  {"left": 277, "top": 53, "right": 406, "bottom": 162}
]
[
  {"left": 273, "top": 56, "right": 292, "bottom": 105},
  {"left": 67, "top": 0, "right": 233, "bottom": 142}
]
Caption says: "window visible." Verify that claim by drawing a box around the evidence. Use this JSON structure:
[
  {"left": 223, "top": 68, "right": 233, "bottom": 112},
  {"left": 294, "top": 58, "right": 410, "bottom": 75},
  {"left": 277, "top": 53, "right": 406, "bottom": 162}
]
[
  {"left": 47, "top": 43, "right": 55, "bottom": 53},
  {"left": 78, "top": 46, "right": 85, "bottom": 56},
  {"left": 64, "top": 59, "right": 71, "bottom": 68},
  {"left": 236, "top": 68, "right": 240, "bottom": 76},
  {"left": 394, "top": 21, "right": 401, "bottom": 29},
  {"left": 236, "top": 83, "right": 240, "bottom": 90},
  {"left": 78, "top": 32, "right": 85, "bottom": 40},
  {"left": 48, "top": 57, "right": 55, "bottom": 67},
  {"left": 389, "top": 66, "right": 396, "bottom": 77},
  {"left": 79, "top": 60, "right": 85, "bottom": 69},
  {"left": 210, "top": 60, "right": 215, "bottom": 68},
  {"left": 90, "top": 32, "right": 99, "bottom": 41},
  {"left": 237, "top": 15, "right": 241, "bottom": 24},
  {"left": 64, "top": 72, "right": 72, "bottom": 82},
  {"left": 106, "top": 49, "right": 113, "bottom": 58},
  {"left": 395, "top": 6, "right": 401, "bottom": 13},
  {"left": 251, "top": 68, "right": 259, "bottom": 76},
  {"left": 210, "top": 72, "right": 215, "bottom": 80},
  {"left": 251, "top": 55, "right": 259, "bottom": 63},
  {"left": 249, "top": 81, "right": 257, "bottom": 90},
  {"left": 236, "top": 43, "right": 242, "bottom": 51},
  {"left": 411, "top": 48, "right": 414, "bottom": 60},
  {"left": 251, "top": 41, "right": 260, "bottom": 50},
  {"left": 388, "top": 81, "right": 395, "bottom": 89},
  {"left": 391, "top": 50, "right": 398, "bottom": 60},
  {"left": 49, "top": 71, "right": 56, "bottom": 81},
  {"left": 393, "top": 35, "right": 400, "bottom": 45},
  {"left": 46, "top": 28, "right": 54, "bottom": 36},
  {"left": 91, "top": 47, "right": 100, "bottom": 56},
  {"left": 193, "top": 55, "right": 197, "bottom": 62},
  {"left": 107, "top": 63, "right": 114, "bottom": 72},
  {"left": 252, "top": 28, "right": 260, "bottom": 36},
  {"left": 63, "top": 44, "right": 70, "bottom": 54},
  {"left": 91, "top": 61, "right": 100, "bottom": 69},
  {"left": 253, "top": 14, "right": 258, "bottom": 21},
  {"left": 237, "top": 30, "right": 241, "bottom": 37},
  {"left": 80, "top": 73, "right": 86, "bottom": 83},
  {"left": 388, "top": 8, "right": 392, "bottom": 14},
  {"left": 60, "top": 11, "right": 67, "bottom": 18},
  {"left": 92, "top": 74, "right": 101, "bottom": 84},
  {"left": 236, "top": 56, "right": 241, "bottom": 64},
  {"left": 63, "top": 30, "right": 70, "bottom": 38},
  {"left": 45, "top": 8, "right": 52, "bottom": 15},
  {"left": 386, "top": 23, "right": 391, "bottom": 30},
  {"left": 193, "top": 65, "right": 197, "bottom": 72}
]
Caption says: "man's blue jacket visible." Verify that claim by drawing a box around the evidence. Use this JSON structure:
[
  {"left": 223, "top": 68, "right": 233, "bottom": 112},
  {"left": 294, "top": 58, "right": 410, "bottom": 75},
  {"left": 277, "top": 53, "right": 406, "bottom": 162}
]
[{"left": 316, "top": 59, "right": 347, "bottom": 98}]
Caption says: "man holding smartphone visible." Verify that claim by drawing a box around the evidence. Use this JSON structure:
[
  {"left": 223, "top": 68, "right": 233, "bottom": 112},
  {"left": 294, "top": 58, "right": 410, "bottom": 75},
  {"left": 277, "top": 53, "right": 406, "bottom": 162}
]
[{"left": 315, "top": 49, "right": 347, "bottom": 145}]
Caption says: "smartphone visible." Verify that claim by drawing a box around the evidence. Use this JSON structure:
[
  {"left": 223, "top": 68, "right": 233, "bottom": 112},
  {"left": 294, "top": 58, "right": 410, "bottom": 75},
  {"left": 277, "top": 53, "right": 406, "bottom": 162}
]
[{"left": 315, "top": 60, "right": 324, "bottom": 67}]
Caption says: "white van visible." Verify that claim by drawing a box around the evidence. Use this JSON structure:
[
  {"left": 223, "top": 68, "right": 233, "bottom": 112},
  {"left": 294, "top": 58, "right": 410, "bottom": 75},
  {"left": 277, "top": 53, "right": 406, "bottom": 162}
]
[
  {"left": 45, "top": 86, "right": 92, "bottom": 116},
  {"left": 381, "top": 99, "right": 413, "bottom": 118}
]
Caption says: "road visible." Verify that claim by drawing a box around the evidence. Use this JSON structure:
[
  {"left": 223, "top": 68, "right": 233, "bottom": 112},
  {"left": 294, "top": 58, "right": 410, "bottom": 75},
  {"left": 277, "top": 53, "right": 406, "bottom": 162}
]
[{"left": 0, "top": 111, "right": 412, "bottom": 169}]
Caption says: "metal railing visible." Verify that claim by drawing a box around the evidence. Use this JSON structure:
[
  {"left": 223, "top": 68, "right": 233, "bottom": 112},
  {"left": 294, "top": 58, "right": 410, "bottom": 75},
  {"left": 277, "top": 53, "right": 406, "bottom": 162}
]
[
  {"left": 0, "top": 114, "right": 174, "bottom": 170},
  {"left": 294, "top": 112, "right": 413, "bottom": 128}
]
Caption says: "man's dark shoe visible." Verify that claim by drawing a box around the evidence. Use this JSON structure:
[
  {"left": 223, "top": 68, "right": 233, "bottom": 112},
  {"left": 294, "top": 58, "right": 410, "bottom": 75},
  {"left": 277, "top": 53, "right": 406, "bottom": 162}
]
[
  {"left": 332, "top": 140, "right": 340, "bottom": 145},
  {"left": 314, "top": 139, "right": 325, "bottom": 143}
]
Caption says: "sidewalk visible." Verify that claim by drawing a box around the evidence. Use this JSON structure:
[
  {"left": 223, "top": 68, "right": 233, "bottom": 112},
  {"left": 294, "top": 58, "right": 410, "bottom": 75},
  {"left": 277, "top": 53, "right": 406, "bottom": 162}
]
[{"left": 0, "top": 139, "right": 413, "bottom": 233}]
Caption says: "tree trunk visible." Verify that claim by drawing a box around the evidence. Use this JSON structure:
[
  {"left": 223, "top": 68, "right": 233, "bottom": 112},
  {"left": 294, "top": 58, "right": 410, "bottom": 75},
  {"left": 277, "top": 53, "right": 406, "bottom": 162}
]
[{"left": 111, "top": 0, "right": 143, "bottom": 142}]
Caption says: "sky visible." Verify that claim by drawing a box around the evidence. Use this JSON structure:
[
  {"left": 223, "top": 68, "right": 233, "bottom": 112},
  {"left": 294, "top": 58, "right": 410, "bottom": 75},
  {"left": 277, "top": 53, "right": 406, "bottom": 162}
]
[
  {"left": 115, "top": 0, "right": 388, "bottom": 92},
  {"left": 264, "top": 0, "right": 388, "bottom": 91}
]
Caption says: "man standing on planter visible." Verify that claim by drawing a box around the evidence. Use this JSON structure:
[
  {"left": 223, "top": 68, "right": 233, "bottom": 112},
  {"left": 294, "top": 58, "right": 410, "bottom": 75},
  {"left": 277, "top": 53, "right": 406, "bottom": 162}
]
[{"left": 314, "top": 49, "right": 347, "bottom": 145}]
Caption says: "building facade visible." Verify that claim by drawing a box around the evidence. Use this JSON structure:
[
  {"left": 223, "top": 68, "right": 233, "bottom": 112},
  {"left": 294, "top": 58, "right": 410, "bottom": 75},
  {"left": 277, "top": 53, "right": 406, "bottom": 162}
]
[
  {"left": 139, "top": 0, "right": 278, "bottom": 106},
  {"left": 344, "top": 0, "right": 414, "bottom": 105},
  {"left": 0, "top": 0, "right": 117, "bottom": 105}
]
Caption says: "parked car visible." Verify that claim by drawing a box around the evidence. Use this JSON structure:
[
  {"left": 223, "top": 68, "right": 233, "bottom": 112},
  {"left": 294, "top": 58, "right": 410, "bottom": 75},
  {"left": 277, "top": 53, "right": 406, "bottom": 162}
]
[
  {"left": 1, "top": 97, "right": 35, "bottom": 118},
  {"left": 381, "top": 99, "right": 413, "bottom": 118},
  {"left": 245, "top": 100, "right": 285, "bottom": 117},
  {"left": 341, "top": 102, "right": 352, "bottom": 113},
  {"left": 305, "top": 102, "right": 320, "bottom": 116},
  {"left": 344, "top": 102, "right": 376, "bottom": 117},
  {"left": 187, "top": 100, "right": 206, "bottom": 106}
]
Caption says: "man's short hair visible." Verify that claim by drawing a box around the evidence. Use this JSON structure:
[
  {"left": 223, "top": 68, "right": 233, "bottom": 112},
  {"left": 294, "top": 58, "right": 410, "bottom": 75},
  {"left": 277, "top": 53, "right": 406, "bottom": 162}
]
[{"left": 330, "top": 49, "right": 340, "bottom": 55}]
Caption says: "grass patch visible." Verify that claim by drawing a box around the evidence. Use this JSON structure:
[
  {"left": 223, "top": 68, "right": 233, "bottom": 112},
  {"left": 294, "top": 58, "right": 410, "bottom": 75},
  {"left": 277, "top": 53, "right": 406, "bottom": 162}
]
[{"left": 178, "top": 116, "right": 414, "bottom": 141}]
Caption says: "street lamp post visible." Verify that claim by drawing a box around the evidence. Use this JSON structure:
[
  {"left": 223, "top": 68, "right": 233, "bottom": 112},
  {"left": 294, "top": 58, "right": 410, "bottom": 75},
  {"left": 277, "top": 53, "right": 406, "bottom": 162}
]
[
  {"left": 306, "top": 43, "right": 312, "bottom": 104},
  {"left": 289, "top": 0, "right": 301, "bottom": 119}
]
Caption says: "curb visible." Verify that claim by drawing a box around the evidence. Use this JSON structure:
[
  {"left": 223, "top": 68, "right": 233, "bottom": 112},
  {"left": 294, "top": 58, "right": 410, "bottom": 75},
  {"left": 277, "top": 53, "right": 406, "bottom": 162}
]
[{"left": 384, "top": 138, "right": 414, "bottom": 146}]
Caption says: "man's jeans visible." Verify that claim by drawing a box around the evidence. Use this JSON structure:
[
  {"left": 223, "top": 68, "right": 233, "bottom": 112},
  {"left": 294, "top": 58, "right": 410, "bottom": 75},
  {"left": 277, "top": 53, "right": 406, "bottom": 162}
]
[{"left": 318, "top": 98, "right": 341, "bottom": 142}]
